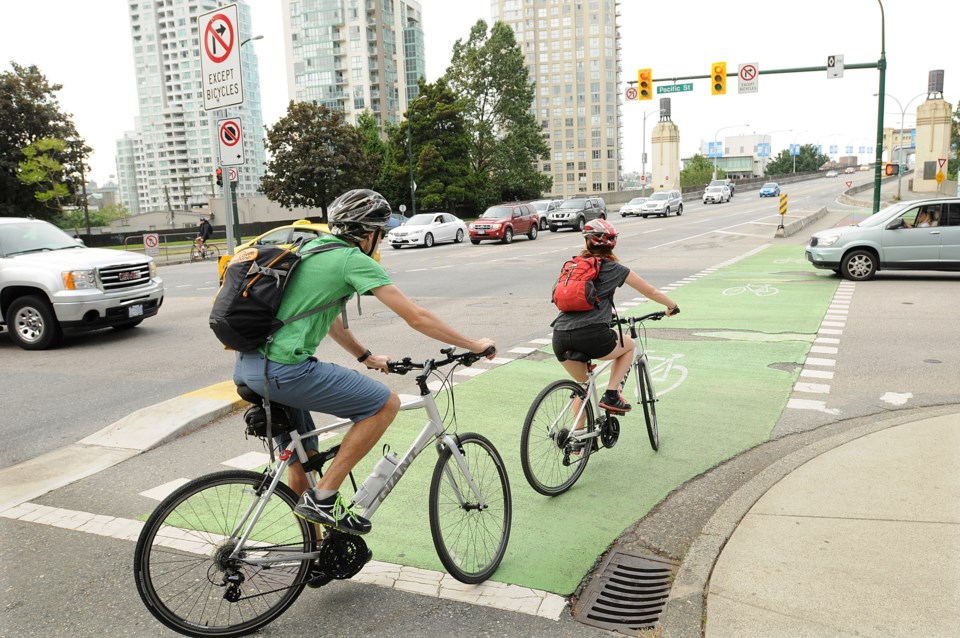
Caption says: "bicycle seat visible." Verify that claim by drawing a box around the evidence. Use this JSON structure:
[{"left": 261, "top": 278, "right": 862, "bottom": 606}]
[
  {"left": 236, "top": 383, "right": 265, "bottom": 405},
  {"left": 236, "top": 384, "right": 297, "bottom": 438}
]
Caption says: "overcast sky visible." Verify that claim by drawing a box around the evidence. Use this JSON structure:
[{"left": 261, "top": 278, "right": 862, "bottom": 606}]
[{"left": 2, "top": 0, "right": 957, "bottom": 186}]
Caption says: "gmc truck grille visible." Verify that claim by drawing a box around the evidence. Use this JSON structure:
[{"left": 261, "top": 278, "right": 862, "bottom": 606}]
[{"left": 100, "top": 263, "right": 152, "bottom": 292}]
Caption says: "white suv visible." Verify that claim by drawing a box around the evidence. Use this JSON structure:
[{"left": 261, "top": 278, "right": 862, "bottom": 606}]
[
  {"left": 640, "top": 190, "right": 683, "bottom": 218},
  {"left": 0, "top": 218, "right": 164, "bottom": 349}
]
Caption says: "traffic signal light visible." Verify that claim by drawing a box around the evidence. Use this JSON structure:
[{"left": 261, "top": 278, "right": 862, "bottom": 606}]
[
  {"left": 711, "top": 62, "right": 727, "bottom": 95},
  {"left": 885, "top": 163, "right": 899, "bottom": 176},
  {"left": 216, "top": 168, "right": 223, "bottom": 187},
  {"left": 638, "top": 68, "right": 653, "bottom": 100}
]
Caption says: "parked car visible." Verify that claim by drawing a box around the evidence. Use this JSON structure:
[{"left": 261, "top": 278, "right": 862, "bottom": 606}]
[
  {"left": 759, "top": 182, "right": 781, "bottom": 197},
  {"left": 825, "top": 170, "right": 839, "bottom": 178},
  {"left": 386, "top": 212, "right": 467, "bottom": 248},
  {"left": 528, "top": 199, "right": 563, "bottom": 230},
  {"left": 0, "top": 217, "right": 164, "bottom": 350},
  {"left": 469, "top": 203, "right": 539, "bottom": 244},
  {"left": 620, "top": 197, "right": 649, "bottom": 217},
  {"left": 217, "top": 219, "right": 381, "bottom": 280},
  {"left": 805, "top": 198, "right": 960, "bottom": 281},
  {"left": 702, "top": 185, "right": 731, "bottom": 204},
  {"left": 640, "top": 190, "right": 683, "bottom": 218},
  {"left": 548, "top": 196, "right": 607, "bottom": 231},
  {"left": 710, "top": 179, "right": 735, "bottom": 197}
]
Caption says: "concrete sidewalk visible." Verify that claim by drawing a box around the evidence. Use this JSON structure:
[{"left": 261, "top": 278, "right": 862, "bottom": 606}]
[{"left": 704, "top": 412, "right": 960, "bottom": 637}]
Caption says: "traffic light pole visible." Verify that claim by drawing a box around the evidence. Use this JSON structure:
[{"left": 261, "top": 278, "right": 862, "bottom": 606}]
[{"left": 222, "top": 162, "right": 235, "bottom": 254}]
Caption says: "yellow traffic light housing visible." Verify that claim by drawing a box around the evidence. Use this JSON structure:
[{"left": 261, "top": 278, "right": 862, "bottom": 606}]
[
  {"left": 711, "top": 62, "right": 727, "bottom": 95},
  {"left": 638, "top": 68, "right": 653, "bottom": 100}
]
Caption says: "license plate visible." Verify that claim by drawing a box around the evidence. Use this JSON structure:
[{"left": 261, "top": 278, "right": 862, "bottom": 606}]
[
  {"left": 477, "top": 230, "right": 486, "bottom": 235},
  {"left": 128, "top": 304, "right": 143, "bottom": 317},
  {"left": 119, "top": 271, "right": 142, "bottom": 281}
]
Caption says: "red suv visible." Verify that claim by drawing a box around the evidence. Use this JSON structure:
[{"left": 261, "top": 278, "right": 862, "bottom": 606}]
[{"left": 469, "top": 203, "right": 540, "bottom": 244}]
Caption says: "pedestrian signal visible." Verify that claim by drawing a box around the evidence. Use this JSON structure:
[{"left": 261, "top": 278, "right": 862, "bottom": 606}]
[
  {"left": 638, "top": 68, "right": 653, "bottom": 100},
  {"left": 712, "top": 62, "right": 727, "bottom": 95}
]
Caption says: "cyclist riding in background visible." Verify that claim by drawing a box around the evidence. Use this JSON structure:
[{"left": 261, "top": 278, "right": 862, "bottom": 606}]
[
  {"left": 551, "top": 218, "right": 679, "bottom": 413},
  {"left": 232, "top": 189, "right": 496, "bottom": 536},
  {"left": 196, "top": 217, "right": 213, "bottom": 254}
]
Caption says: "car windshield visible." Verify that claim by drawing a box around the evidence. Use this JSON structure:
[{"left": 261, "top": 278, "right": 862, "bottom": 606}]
[
  {"left": 763, "top": 183, "right": 777, "bottom": 188},
  {"left": 628, "top": 197, "right": 646, "bottom": 205},
  {"left": 649, "top": 193, "right": 669, "bottom": 201},
  {"left": 405, "top": 213, "right": 437, "bottom": 225},
  {"left": 0, "top": 221, "right": 82, "bottom": 256},
  {"left": 706, "top": 187, "right": 722, "bottom": 193},
  {"left": 481, "top": 207, "right": 512, "bottom": 219},
  {"left": 710, "top": 181, "right": 726, "bottom": 187},
  {"left": 530, "top": 201, "right": 550, "bottom": 211},
  {"left": 853, "top": 201, "right": 913, "bottom": 228},
  {"left": 559, "top": 200, "right": 586, "bottom": 209}
]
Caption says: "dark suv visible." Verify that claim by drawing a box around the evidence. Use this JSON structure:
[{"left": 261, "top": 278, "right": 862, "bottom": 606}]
[
  {"left": 548, "top": 196, "right": 607, "bottom": 232},
  {"left": 468, "top": 202, "right": 540, "bottom": 244}
]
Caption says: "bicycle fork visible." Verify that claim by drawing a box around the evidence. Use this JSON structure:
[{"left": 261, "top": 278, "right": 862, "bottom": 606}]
[{"left": 436, "top": 434, "right": 489, "bottom": 511}]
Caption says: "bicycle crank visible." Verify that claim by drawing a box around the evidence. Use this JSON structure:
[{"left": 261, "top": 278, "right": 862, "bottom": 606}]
[
  {"left": 600, "top": 415, "right": 620, "bottom": 448},
  {"left": 315, "top": 530, "right": 372, "bottom": 581}
]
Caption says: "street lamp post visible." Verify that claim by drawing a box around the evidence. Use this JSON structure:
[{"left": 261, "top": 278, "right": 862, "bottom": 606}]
[
  {"left": 712, "top": 123, "right": 750, "bottom": 180},
  {"left": 872, "top": 0, "right": 887, "bottom": 214},
  {"left": 791, "top": 129, "right": 808, "bottom": 174},
  {"left": 406, "top": 95, "right": 423, "bottom": 217},
  {"left": 759, "top": 129, "right": 791, "bottom": 177},
  {"left": 881, "top": 91, "right": 926, "bottom": 199},
  {"left": 641, "top": 108, "right": 664, "bottom": 194}
]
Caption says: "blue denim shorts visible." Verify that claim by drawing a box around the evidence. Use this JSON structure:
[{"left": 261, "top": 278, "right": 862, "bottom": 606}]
[{"left": 233, "top": 351, "right": 392, "bottom": 453}]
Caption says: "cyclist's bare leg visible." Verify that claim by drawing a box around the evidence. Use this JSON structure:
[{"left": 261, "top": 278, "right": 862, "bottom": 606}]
[
  {"left": 561, "top": 360, "right": 589, "bottom": 431},
  {"left": 315, "top": 391, "right": 401, "bottom": 492},
  {"left": 598, "top": 335, "right": 635, "bottom": 392}
]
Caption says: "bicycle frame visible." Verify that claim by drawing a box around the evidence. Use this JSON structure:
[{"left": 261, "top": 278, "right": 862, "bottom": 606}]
[{"left": 228, "top": 368, "right": 487, "bottom": 565}]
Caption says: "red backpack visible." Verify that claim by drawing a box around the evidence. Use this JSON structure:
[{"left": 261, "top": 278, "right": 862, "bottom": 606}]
[{"left": 552, "top": 256, "right": 605, "bottom": 312}]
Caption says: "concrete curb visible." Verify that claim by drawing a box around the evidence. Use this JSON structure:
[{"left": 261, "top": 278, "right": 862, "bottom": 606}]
[
  {"left": 774, "top": 206, "right": 827, "bottom": 238},
  {"left": 657, "top": 404, "right": 960, "bottom": 638},
  {"left": 0, "top": 381, "right": 242, "bottom": 512}
]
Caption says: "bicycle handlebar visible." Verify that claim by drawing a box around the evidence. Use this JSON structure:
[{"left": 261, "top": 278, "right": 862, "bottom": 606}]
[
  {"left": 611, "top": 308, "right": 676, "bottom": 326},
  {"left": 387, "top": 346, "right": 496, "bottom": 375}
]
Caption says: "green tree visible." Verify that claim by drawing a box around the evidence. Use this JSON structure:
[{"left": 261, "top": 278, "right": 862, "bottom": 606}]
[
  {"left": 680, "top": 153, "right": 716, "bottom": 188},
  {"left": 1, "top": 63, "right": 80, "bottom": 219},
  {"left": 764, "top": 144, "right": 829, "bottom": 175},
  {"left": 444, "top": 20, "right": 551, "bottom": 209},
  {"left": 385, "top": 78, "right": 472, "bottom": 214},
  {"left": 949, "top": 100, "right": 958, "bottom": 181},
  {"left": 17, "top": 137, "right": 69, "bottom": 210},
  {"left": 260, "top": 101, "right": 378, "bottom": 220},
  {"left": 58, "top": 203, "right": 129, "bottom": 233}
]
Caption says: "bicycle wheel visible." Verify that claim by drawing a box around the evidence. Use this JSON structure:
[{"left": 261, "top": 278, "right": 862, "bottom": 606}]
[
  {"left": 636, "top": 357, "right": 659, "bottom": 451},
  {"left": 134, "top": 470, "right": 316, "bottom": 638},
  {"left": 520, "top": 380, "right": 595, "bottom": 496},
  {"left": 429, "top": 433, "right": 512, "bottom": 584},
  {"left": 190, "top": 245, "right": 201, "bottom": 263},
  {"left": 204, "top": 244, "right": 221, "bottom": 261}
]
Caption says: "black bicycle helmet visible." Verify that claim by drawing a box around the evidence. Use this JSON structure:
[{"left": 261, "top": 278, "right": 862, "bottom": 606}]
[{"left": 328, "top": 189, "right": 392, "bottom": 244}]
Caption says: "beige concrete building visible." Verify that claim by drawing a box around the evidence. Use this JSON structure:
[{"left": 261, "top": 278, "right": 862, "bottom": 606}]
[{"left": 491, "top": 0, "right": 622, "bottom": 198}]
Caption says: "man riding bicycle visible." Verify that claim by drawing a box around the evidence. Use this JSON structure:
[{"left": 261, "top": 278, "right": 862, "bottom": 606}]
[
  {"left": 233, "top": 189, "right": 495, "bottom": 536},
  {"left": 196, "top": 217, "right": 213, "bottom": 255},
  {"left": 551, "top": 219, "right": 679, "bottom": 412}
]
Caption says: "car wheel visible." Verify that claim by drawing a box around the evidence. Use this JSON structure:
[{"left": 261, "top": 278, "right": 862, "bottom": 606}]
[
  {"left": 528, "top": 224, "right": 538, "bottom": 240},
  {"left": 424, "top": 233, "right": 434, "bottom": 248},
  {"left": 576, "top": 217, "right": 585, "bottom": 232},
  {"left": 455, "top": 229, "right": 464, "bottom": 243},
  {"left": 391, "top": 244, "right": 402, "bottom": 249},
  {"left": 7, "top": 295, "right": 62, "bottom": 350},
  {"left": 677, "top": 204, "right": 683, "bottom": 215},
  {"left": 540, "top": 218, "right": 548, "bottom": 230},
  {"left": 840, "top": 249, "right": 878, "bottom": 281},
  {"left": 502, "top": 228, "right": 513, "bottom": 244},
  {"left": 549, "top": 225, "right": 558, "bottom": 232},
  {"left": 641, "top": 214, "right": 648, "bottom": 219},
  {"left": 599, "top": 213, "right": 606, "bottom": 220}
]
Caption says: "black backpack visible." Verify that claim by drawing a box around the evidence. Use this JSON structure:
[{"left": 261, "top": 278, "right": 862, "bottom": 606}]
[{"left": 209, "top": 239, "right": 349, "bottom": 352}]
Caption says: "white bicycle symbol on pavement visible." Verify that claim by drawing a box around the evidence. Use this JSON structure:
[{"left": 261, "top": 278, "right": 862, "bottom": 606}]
[
  {"left": 722, "top": 283, "right": 780, "bottom": 297},
  {"left": 645, "top": 352, "right": 688, "bottom": 396}
]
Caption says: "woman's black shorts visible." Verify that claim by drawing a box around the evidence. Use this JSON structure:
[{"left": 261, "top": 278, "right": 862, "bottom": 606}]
[{"left": 552, "top": 323, "right": 618, "bottom": 362}]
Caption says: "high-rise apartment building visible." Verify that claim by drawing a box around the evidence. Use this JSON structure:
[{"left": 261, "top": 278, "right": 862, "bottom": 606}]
[
  {"left": 117, "top": 0, "right": 266, "bottom": 216},
  {"left": 281, "top": 0, "right": 425, "bottom": 130},
  {"left": 491, "top": 0, "right": 622, "bottom": 196}
]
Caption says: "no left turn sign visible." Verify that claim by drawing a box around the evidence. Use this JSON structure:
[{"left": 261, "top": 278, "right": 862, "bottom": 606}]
[{"left": 625, "top": 86, "right": 638, "bottom": 101}]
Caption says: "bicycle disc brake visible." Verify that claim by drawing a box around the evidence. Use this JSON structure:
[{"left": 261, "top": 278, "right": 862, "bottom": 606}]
[
  {"left": 315, "top": 530, "right": 371, "bottom": 580},
  {"left": 600, "top": 415, "right": 620, "bottom": 449}
]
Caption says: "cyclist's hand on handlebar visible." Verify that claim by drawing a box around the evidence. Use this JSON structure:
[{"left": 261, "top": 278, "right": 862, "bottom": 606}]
[
  {"left": 470, "top": 339, "right": 497, "bottom": 359},
  {"left": 364, "top": 353, "right": 391, "bottom": 374},
  {"left": 665, "top": 304, "right": 680, "bottom": 317}
]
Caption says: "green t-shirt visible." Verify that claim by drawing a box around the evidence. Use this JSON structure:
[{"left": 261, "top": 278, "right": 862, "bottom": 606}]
[{"left": 264, "top": 235, "right": 392, "bottom": 364}]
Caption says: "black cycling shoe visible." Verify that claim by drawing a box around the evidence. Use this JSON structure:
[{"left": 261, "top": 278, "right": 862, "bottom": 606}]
[
  {"left": 294, "top": 490, "right": 372, "bottom": 535},
  {"left": 599, "top": 390, "right": 631, "bottom": 413}
]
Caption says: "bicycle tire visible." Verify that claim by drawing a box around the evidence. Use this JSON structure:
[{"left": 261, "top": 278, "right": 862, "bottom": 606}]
[
  {"left": 429, "top": 433, "right": 512, "bottom": 584},
  {"left": 134, "top": 469, "right": 315, "bottom": 638},
  {"left": 204, "top": 244, "right": 221, "bottom": 261},
  {"left": 636, "top": 357, "right": 659, "bottom": 451},
  {"left": 520, "top": 380, "right": 595, "bottom": 496},
  {"left": 190, "top": 245, "right": 201, "bottom": 263}
]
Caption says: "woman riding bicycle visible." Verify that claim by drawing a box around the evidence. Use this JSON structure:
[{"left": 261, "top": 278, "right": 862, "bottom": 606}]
[{"left": 551, "top": 218, "right": 679, "bottom": 413}]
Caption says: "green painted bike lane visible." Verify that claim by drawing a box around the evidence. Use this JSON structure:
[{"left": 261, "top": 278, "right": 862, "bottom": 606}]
[{"left": 201, "top": 244, "right": 838, "bottom": 595}]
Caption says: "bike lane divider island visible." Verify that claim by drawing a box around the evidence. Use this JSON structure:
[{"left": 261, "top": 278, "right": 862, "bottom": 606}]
[{"left": 0, "top": 243, "right": 842, "bottom": 622}]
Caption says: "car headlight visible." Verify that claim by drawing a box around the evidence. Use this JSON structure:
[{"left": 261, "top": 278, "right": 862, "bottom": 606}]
[
  {"left": 149, "top": 262, "right": 157, "bottom": 278},
  {"left": 63, "top": 269, "right": 98, "bottom": 290},
  {"left": 816, "top": 234, "right": 842, "bottom": 247}
]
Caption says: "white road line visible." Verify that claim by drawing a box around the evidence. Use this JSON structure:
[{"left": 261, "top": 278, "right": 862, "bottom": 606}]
[
  {"left": 787, "top": 398, "right": 840, "bottom": 415},
  {"left": 139, "top": 478, "right": 190, "bottom": 501},
  {"left": 795, "top": 382, "right": 831, "bottom": 394},
  {"left": 810, "top": 346, "right": 839, "bottom": 354},
  {"left": 805, "top": 357, "right": 836, "bottom": 367},
  {"left": 801, "top": 368, "right": 835, "bottom": 379}
]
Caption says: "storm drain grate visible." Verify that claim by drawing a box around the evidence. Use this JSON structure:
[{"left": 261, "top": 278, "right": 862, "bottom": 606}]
[{"left": 574, "top": 550, "right": 678, "bottom": 635}]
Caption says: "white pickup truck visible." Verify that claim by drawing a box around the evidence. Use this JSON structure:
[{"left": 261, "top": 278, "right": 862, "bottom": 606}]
[{"left": 0, "top": 217, "right": 164, "bottom": 350}]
